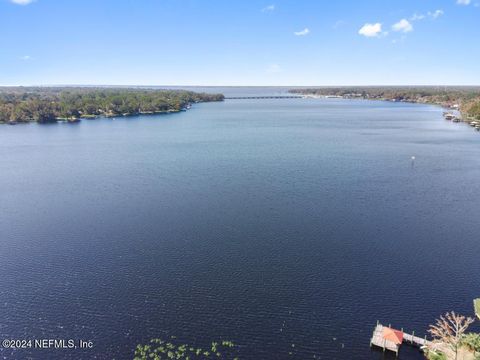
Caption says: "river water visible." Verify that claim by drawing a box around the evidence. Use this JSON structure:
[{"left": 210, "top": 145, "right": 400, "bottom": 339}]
[{"left": 1, "top": 88, "right": 479, "bottom": 359}]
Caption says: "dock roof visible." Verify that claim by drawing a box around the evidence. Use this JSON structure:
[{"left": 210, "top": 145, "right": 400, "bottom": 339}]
[{"left": 382, "top": 327, "right": 404, "bottom": 345}]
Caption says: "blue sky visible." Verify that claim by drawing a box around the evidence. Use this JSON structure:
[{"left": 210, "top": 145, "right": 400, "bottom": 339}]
[{"left": 1, "top": 0, "right": 479, "bottom": 86}]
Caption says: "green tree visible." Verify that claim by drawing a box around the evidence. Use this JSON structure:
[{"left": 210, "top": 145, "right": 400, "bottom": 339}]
[{"left": 461, "top": 333, "right": 480, "bottom": 356}]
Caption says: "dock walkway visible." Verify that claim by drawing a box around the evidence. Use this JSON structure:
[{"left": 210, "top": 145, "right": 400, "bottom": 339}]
[
  {"left": 370, "top": 323, "right": 432, "bottom": 356},
  {"left": 403, "top": 331, "right": 430, "bottom": 347}
]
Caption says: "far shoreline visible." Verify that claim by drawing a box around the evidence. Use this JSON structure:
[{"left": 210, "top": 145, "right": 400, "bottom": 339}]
[
  {"left": 289, "top": 86, "right": 480, "bottom": 123},
  {"left": 0, "top": 87, "right": 224, "bottom": 125},
  {"left": 4, "top": 108, "right": 191, "bottom": 126}
]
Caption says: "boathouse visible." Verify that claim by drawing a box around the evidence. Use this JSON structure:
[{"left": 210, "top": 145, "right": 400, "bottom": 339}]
[
  {"left": 371, "top": 322, "right": 432, "bottom": 356},
  {"left": 370, "top": 324, "right": 404, "bottom": 355}
]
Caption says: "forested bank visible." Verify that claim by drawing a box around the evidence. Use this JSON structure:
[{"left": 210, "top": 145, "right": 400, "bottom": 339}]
[
  {"left": 289, "top": 86, "right": 480, "bottom": 120},
  {"left": 0, "top": 87, "right": 224, "bottom": 124}
]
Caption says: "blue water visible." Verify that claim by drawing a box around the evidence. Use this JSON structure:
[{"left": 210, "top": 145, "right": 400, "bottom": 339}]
[{"left": 1, "top": 90, "right": 479, "bottom": 359}]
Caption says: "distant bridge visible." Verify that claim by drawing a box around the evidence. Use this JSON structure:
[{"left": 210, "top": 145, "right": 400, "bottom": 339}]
[{"left": 224, "top": 95, "right": 303, "bottom": 100}]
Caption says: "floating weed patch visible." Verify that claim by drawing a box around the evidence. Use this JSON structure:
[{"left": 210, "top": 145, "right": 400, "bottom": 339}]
[{"left": 133, "top": 338, "right": 239, "bottom": 360}]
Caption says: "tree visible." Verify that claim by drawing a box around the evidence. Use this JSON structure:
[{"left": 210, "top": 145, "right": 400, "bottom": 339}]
[
  {"left": 428, "top": 311, "right": 475, "bottom": 360},
  {"left": 0, "top": 103, "right": 14, "bottom": 122},
  {"left": 30, "top": 100, "right": 56, "bottom": 123},
  {"left": 0, "top": 87, "right": 224, "bottom": 123},
  {"left": 461, "top": 333, "right": 480, "bottom": 356},
  {"left": 426, "top": 351, "right": 447, "bottom": 360}
]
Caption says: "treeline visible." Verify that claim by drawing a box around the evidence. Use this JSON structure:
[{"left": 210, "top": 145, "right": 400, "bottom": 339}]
[
  {"left": 0, "top": 87, "right": 224, "bottom": 124},
  {"left": 290, "top": 86, "right": 480, "bottom": 120},
  {"left": 463, "top": 100, "right": 480, "bottom": 120}
]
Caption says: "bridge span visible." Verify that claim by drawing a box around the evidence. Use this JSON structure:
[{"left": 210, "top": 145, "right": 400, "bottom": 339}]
[{"left": 224, "top": 95, "right": 303, "bottom": 100}]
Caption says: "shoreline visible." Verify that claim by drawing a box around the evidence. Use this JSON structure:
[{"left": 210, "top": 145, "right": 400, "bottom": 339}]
[
  {"left": 0, "top": 87, "right": 224, "bottom": 125},
  {"left": 0, "top": 108, "right": 188, "bottom": 125},
  {"left": 295, "top": 93, "right": 480, "bottom": 132},
  {"left": 289, "top": 87, "right": 480, "bottom": 123}
]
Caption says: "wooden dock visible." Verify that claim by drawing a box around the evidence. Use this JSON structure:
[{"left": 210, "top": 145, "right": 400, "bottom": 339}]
[
  {"left": 370, "top": 324, "right": 401, "bottom": 355},
  {"left": 403, "top": 331, "right": 430, "bottom": 347},
  {"left": 370, "top": 322, "right": 432, "bottom": 356}
]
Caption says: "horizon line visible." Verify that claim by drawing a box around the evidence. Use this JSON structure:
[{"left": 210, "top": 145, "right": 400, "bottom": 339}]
[{"left": 2, "top": 84, "right": 480, "bottom": 88}]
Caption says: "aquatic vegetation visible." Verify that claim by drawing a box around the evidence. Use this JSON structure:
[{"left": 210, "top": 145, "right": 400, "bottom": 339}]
[{"left": 133, "top": 338, "right": 238, "bottom": 360}]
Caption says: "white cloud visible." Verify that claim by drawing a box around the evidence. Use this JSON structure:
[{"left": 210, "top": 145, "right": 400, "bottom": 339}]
[
  {"left": 20, "top": 55, "right": 31, "bottom": 60},
  {"left": 457, "top": 0, "right": 471, "bottom": 5},
  {"left": 261, "top": 4, "right": 275, "bottom": 12},
  {"left": 411, "top": 13, "right": 426, "bottom": 21},
  {"left": 294, "top": 28, "right": 310, "bottom": 36},
  {"left": 266, "top": 63, "right": 282, "bottom": 73},
  {"left": 392, "top": 19, "right": 413, "bottom": 33},
  {"left": 411, "top": 9, "right": 444, "bottom": 22},
  {"left": 358, "top": 23, "right": 382, "bottom": 37},
  {"left": 428, "top": 9, "right": 444, "bottom": 18},
  {"left": 10, "top": 0, "right": 35, "bottom": 4}
]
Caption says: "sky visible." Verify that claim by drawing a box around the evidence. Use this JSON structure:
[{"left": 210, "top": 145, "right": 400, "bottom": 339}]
[{"left": 1, "top": 0, "right": 479, "bottom": 86}]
